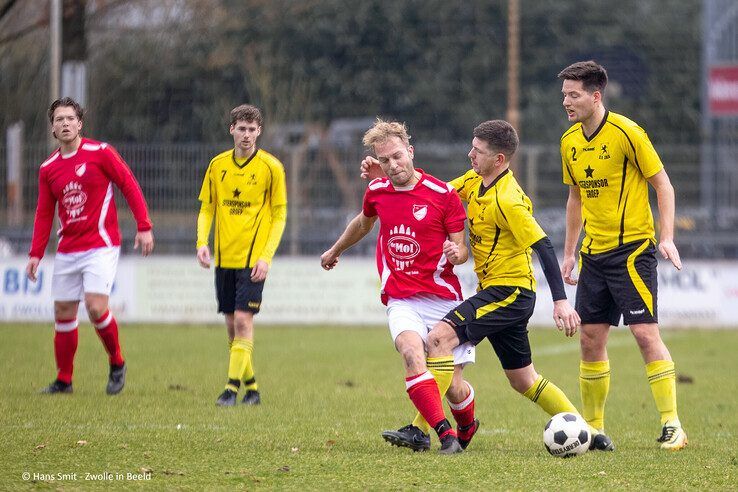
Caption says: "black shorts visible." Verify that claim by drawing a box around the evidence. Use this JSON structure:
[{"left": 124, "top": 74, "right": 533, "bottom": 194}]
[
  {"left": 215, "top": 267, "right": 264, "bottom": 314},
  {"left": 442, "top": 286, "right": 535, "bottom": 370},
  {"left": 576, "top": 239, "right": 658, "bottom": 326}
]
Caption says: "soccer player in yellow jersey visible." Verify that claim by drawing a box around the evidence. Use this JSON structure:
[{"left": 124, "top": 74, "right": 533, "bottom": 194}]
[
  {"left": 558, "top": 61, "right": 686, "bottom": 450},
  {"left": 196, "top": 104, "right": 287, "bottom": 407},
  {"left": 422, "top": 120, "right": 616, "bottom": 451},
  {"left": 365, "top": 120, "right": 612, "bottom": 452}
]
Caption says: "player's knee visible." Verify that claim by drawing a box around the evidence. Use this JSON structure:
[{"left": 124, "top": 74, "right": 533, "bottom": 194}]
[
  {"left": 631, "top": 325, "right": 661, "bottom": 349},
  {"left": 54, "top": 302, "right": 77, "bottom": 320},
  {"left": 428, "top": 323, "right": 456, "bottom": 354},
  {"left": 579, "top": 331, "right": 603, "bottom": 356},
  {"left": 507, "top": 368, "right": 537, "bottom": 394},
  {"left": 85, "top": 304, "right": 106, "bottom": 322},
  {"left": 232, "top": 312, "right": 254, "bottom": 336},
  {"left": 427, "top": 331, "right": 442, "bottom": 351}
]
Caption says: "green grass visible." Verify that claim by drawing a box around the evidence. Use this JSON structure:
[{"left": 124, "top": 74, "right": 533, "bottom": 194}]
[{"left": 0, "top": 324, "right": 736, "bottom": 490}]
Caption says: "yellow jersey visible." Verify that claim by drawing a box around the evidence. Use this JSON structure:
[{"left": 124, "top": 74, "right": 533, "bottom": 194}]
[
  {"left": 561, "top": 111, "right": 663, "bottom": 254},
  {"left": 197, "top": 148, "right": 287, "bottom": 268},
  {"left": 450, "top": 169, "right": 546, "bottom": 292}
]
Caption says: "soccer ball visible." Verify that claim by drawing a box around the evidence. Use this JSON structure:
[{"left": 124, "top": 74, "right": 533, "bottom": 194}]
[{"left": 543, "top": 412, "right": 591, "bottom": 458}]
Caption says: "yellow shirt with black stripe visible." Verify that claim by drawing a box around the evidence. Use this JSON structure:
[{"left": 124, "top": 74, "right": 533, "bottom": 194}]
[
  {"left": 197, "top": 148, "right": 287, "bottom": 268},
  {"left": 561, "top": 110, "right": 663, "bottom": 254},
  {"left": 450, "top": 169, "right": 546, "bottom": 292}
]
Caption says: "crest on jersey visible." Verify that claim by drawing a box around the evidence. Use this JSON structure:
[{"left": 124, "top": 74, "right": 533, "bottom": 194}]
[
  {"left": 75, "top": 163, "right": 87, "bottom": 176},
  {"left": 412, "top": 204, "right": 428, "bottom": 221},
  {"left": 387, "top": 224, "right": 420, "bottom": 271},
  {"left": 61, "top": 181, "right": 87, "bottom": 218}
]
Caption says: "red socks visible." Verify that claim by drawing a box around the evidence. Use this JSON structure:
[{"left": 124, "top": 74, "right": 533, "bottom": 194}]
[
  {"left": 54, "top": 318, "right": 79, "bottom": 384},
  {"left": 406, "top": 371, "right": 452, "bottom": 435},
  {"left": 94, "top": 310, "right": 124, "bottom": 366},
  {"left": 449, "top": 381, "right": 476, "bottom": 428}
]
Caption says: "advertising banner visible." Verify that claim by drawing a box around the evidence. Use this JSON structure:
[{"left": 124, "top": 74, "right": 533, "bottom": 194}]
[{"left": 1, "top": 256, "right": 737, "bottom": 328}]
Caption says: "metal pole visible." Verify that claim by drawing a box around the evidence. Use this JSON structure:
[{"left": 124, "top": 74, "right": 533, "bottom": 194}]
[
  {"left": 700, "top": 0, "right": 718, "bottom": 256},
  {"left": 49, "top": 0, "right": 62, "bottom": 150},
  {"left": 506, "top": 0, "right": 520, "bottom": 135}
]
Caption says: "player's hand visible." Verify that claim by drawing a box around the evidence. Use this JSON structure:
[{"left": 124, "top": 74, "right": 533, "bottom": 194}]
[
  {"left": 561, "top": 255, "right": 578, "bottom": 285},
  {"left": 360, "top": 156, "right": 385, "bottom": 180},
  {"left": 26, "top": 257, "right": 40, "bottom": 282},
  {"left": 134, "top": 230, "right": 154, "bottom": 257},
  {"left": 553, "top": 299, "right": 580, "bottom": 337},
  {"left": 251, "top": 260, "right": 269, "bottom": 282},
  {"left": 320, "top": 249, "right": 340, "bottom": 270},
  {"left": 197, "top": 245, "right": 211, "bottom": 269},
  {"left": 443, "top": 240, "right": 461, "bottom": 264},
  {"left": 658, "top": 239, "right": 682, "bottom": 270}
]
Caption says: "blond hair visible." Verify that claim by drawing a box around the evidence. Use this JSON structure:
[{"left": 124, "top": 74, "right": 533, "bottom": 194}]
[{"left": 362, "top": 118, "right": 411, "bottom": 150}]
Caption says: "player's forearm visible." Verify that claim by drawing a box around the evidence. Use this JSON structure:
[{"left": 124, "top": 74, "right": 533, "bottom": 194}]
[
  {"left": 121, "top": 180, "right": 153, "bottom": 231},
  {"left": 563, "top": 191, "right": 583, "bottom": 257},
  {"left": 107, "top": 148, "right": 152, "bottom": 231},
  {"left": 28, "top": 221, "right": 52, "bottom": 259},
  {"left": 532, "top": 236, "right": 567, "bottom": 301},
  {"left": 330, "top": 214, "right": 373, "bottom": 255},
  {"left": 654, "top": 181, "right": 676, "bottom": 242},
  {"left": 447, "top": 230, "right": 468, "bottom": 265},
  {"left": 259, "top": 205, "right": 287, "bottom": 264},
  {"left": 196, "top": 202, "right": 215, "bottom": 249},
  {"left": 455, "top": 243, "right": 469, "bottom": 264},
  {"left": 28, "top": 190, "right": 55, "bottom": 259}
]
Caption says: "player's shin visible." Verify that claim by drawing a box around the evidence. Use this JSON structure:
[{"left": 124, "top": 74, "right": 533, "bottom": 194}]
[
  {"left": 241, "top": 347, "right": 258, "bottom": 391},
  {"left": 411, "top": 355, "right": 456, "bottom": 432},
  {"left": 646, "top": 360, "right": 679, "bottom": 426},
  {"left": 523, "top": 375, "right": 578, "bottom": 416},
  {"left": 449, "top": 381, "right": 475, "bottom": 428},
  {"left": 579, "top": 360, "right": 610, "bottom": 430},
  {"left": 226, "top": 338, "right": 252, "bottom": 391},
  {"left": 94, "top": 310, "right": 124, "bottom": 366},
  {"left": 54, "top": 318, "right": 79, "bottom": 384},
  {"left": 405, "top": 371, "right": 454, "bottom": 438}
]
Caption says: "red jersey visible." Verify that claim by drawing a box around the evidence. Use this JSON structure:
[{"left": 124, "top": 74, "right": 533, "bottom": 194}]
[
  {"left": 362, "top": 170, "right": 466, "bottom": 304},
  {"left": 29, "top": 138, "right": 152, "bottom": 258}
]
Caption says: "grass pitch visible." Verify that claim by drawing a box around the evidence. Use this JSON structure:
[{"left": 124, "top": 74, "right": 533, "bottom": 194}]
[{"left": 1, "top": 323, "right": 736, "bottom": 490}]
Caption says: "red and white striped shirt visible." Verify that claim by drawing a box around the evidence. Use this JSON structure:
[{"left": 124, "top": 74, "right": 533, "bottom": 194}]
[
  {"left": 29, "top": 138, "right": 152, "bottom": 258},
  {"left": 362, "top": 169, "right": 466, "bottom": 305}
]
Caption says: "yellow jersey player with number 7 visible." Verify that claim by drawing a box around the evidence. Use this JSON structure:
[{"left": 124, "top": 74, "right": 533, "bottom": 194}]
[{"left": 197, "top": 104, "right": 287, "bottom": 407}]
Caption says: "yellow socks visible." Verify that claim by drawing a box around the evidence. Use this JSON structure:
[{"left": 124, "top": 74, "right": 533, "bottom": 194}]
[
  {"left": 646, "top": 360, "right": 678, "bottom": 425},
  {"left": 226, "top": 337, "right": 253, "bottom": 392},
  {"left": 523, "top": 375, "right": 578, "bottom": 416},
  {"left": 412, "top": 356, "right": 455, "bottom": 433},
  {"left": 241, "top": 346, "right": 258, "bottom": 391},
  {"left": 579, "top": 360, "right": 610, "bottom": 430}
]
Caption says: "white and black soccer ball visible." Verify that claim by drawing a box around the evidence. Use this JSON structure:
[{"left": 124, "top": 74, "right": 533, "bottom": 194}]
[{"left": 543, "top": 412, "right": 591, "bottom": 458}]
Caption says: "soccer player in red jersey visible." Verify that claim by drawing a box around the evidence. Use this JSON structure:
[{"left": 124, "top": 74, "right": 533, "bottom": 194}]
[
  {"left": 321, "top": 119, "right": 476, "bottom": 454},
  {"left": 362, "top": 120, "right": 612, "bottom": 453},
  {"left": 26, "top": 97, "right": 154, "bottom": 395}
]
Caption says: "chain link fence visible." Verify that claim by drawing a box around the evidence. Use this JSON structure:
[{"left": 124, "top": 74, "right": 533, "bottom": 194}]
[{"left": 1, "top": 135, "right": 732, "bottom": 259}]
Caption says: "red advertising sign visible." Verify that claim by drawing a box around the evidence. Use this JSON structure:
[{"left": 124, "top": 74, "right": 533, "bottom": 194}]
[{"left": 709, "top": 65, "right": 738, "bottom": 115}]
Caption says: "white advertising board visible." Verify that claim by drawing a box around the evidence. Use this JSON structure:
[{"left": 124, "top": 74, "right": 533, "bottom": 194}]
[{"left": 1, "top": 256, "right": 737, "bottom": 327}]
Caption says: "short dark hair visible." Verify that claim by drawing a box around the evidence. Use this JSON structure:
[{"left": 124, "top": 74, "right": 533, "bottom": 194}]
[
  {"left": 558, "top": 61, "right": 608, "bottom": 94},
  {"left": 230, "top": 104, "right": 263, "bottom": 126},
  {"left": 48, "top": 97, "right": 83, "bottom": 123},
  {"left": 473, "top": 120, "right": 518, "bottom": 158}
]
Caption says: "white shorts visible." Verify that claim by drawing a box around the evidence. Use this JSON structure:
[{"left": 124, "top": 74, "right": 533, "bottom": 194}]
[
  {"left": 386, "top": 293, "right": 475, "bottom": 366},
  {"left": 52, "top": 247, "right": 120, "bottom": 301}
]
